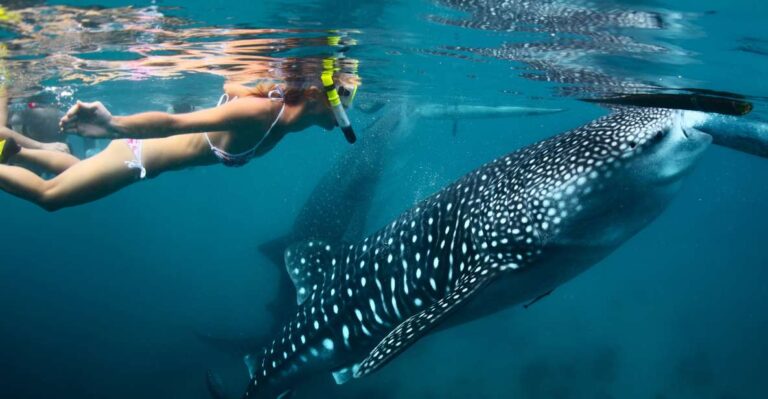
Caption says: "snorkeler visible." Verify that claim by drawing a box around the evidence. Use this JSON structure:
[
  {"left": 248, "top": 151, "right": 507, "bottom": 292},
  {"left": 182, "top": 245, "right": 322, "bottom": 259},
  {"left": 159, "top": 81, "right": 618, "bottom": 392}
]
[{"left": 0, "top": 74, "right": 358, "bottom": 211}]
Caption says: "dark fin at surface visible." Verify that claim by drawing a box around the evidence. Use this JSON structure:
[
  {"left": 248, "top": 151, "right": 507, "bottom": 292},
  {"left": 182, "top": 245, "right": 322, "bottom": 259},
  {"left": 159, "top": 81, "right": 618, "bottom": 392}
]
[
  {"left": 583, "top": 93, "right": 753, "bottom": 116},
  {"left": 354, "top": 269, "right": 498, "bottom": 378}
]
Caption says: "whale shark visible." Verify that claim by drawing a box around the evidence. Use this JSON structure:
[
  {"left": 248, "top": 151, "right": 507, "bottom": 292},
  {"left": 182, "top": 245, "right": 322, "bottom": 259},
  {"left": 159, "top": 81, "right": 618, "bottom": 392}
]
[
  {"left": 199, "top": 101, "right": 564, "bottom": 398},
  {"left": 255, "top": 101, "right": 564, "bottom": 324},
  {"left": 240, "top": 106, "right": 726, "bottom": 398}
]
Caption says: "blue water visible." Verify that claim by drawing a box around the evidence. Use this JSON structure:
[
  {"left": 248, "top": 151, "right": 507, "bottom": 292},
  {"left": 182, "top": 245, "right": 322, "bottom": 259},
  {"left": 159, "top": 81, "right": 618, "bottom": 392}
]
[{"left": 1, "top": 0, "right": 767, "bottom": 398}]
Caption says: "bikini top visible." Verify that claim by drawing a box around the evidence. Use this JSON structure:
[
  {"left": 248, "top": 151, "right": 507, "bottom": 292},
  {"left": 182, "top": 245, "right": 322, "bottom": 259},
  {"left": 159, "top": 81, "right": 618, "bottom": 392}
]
[{"left": 204, "top": 87, "right": 285, "bottom": 167}]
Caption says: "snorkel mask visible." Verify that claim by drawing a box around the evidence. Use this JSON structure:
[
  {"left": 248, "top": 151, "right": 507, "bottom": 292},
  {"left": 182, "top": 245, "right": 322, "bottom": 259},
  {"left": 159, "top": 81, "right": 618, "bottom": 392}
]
[{"left": 321, "top": 58, "right": 358, "bottom": 144}]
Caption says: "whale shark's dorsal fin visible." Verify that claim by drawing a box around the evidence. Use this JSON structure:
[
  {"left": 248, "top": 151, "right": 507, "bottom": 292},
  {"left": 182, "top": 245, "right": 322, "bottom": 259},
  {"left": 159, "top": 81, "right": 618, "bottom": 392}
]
[
  {"left": 353, "top": 267, "right": 498, "bottom": 379},
  {"left": 243, "top": 354, "right": 258, "bottom": 378},
  {"left": 284, "top": 240, "right": 341, "bottom": 305}
]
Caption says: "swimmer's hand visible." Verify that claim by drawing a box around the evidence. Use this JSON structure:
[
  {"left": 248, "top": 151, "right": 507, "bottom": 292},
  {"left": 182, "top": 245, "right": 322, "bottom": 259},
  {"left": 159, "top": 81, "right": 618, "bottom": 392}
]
[{"left": 59, "top": 100, "right": 116, "bottom": 138}]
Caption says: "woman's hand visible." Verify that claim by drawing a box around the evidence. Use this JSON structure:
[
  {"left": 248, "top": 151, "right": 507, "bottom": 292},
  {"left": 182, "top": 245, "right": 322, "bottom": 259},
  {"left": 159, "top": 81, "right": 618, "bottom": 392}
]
[{"left": 59, "top": 100, "right": 115, "bottom": 138}]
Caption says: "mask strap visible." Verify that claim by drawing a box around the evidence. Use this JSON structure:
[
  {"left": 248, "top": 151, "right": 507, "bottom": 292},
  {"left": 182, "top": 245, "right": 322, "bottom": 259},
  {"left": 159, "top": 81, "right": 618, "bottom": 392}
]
[{"left": 267, "top": 86, "right": 285, "bottom": 102}]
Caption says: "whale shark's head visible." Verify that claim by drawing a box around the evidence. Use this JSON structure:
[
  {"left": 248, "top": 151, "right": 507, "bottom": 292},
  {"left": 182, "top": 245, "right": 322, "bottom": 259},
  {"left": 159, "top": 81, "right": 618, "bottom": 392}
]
[
  {"left": 484, "top": 107, "right": 713, "bottom": 263},
  {"left": 614, "top": 108, "right": 712, "bottom": 187}
]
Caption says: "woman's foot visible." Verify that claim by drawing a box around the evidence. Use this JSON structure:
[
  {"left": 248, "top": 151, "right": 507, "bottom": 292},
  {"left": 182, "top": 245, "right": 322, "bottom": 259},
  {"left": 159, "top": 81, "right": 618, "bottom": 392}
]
[
  {"left": 0, "top": 137, "right": 21, "bottom": 164},
  {"left": 41, "top": 142, "right": 71, "bottom": 154}
]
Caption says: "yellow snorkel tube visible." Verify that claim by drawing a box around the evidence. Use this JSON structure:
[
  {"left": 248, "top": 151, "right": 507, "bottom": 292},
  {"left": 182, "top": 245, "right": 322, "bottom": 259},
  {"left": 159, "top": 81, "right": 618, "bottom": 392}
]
[{"left": 322, "top": 57, "right": 357, "bottom": 144}]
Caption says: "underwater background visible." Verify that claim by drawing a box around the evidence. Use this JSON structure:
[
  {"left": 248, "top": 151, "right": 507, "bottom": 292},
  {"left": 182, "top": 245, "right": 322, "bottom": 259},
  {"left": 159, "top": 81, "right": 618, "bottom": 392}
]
[{"left": 1, "top": 0, "right": 767, "bottom": 398}]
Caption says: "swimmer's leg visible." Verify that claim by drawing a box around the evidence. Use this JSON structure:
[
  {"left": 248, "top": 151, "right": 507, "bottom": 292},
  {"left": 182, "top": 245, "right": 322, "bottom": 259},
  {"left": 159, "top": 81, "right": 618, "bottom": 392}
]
[
  {"left": 0, "top": 140, "right": 140, "bottom": 211},
  {"left": 12, "top": 147, "right": 80, "bottom": 174}
]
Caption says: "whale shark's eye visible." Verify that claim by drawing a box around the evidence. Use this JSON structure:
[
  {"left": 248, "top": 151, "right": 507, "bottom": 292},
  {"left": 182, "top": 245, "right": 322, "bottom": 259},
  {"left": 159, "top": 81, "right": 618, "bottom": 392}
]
[
  {"left": 652, "top": 130, "right": 665, "bottom": 142},
  {"left": 628, "top": 140, "right": 637, "bottom": 149}
]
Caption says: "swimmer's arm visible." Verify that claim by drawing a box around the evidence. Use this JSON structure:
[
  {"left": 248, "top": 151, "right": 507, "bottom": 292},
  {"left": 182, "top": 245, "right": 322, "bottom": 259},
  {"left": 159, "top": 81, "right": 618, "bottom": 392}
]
[
  {"left": 223, "top": 83, "right": 255, "bottom": 98},
  {"left": 0, "top": 126, "right": 51, "bottom": 150},
  {"left": 60, "top": 98, "right": 271, "bottom": 139}
]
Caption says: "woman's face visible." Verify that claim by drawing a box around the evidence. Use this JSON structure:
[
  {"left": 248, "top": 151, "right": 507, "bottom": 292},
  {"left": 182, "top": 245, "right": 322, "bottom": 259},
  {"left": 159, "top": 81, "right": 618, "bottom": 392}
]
[
  {"left": 306, "top": 94, "right": 337, "bottom": 131},
  {"left": 317, "top": 108, "right": 337, "bottom": 131}
]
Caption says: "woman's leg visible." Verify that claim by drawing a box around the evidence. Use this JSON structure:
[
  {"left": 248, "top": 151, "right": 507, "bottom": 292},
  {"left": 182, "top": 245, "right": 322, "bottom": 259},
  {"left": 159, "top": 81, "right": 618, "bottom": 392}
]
[
  {"left": 0, "top": 140, "right": 140, "bottom": 211},
  {"left": 11, "top": 147, "right": 80, "bottom": 174}
]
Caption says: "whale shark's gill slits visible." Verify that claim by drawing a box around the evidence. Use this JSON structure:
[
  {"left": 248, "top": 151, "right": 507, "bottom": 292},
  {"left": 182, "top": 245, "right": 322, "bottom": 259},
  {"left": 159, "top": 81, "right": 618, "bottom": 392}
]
[
  {"left": 353, "top": 308, "right": 372, "bottom": 337},
  {"left": 369, "top": 298, "right": 385, "bottom": 326},
  {"left": 373, "top": 260, "right": 392, "bottom": 320},
  {"left": 444, "top": 197, "right": 466, "bottom": 293},
  {"left": 401, "top": 258, "right": 409, "bottom": 296},
  {"left": 389, "top": 276, "right": 402, "bottom": 320}
]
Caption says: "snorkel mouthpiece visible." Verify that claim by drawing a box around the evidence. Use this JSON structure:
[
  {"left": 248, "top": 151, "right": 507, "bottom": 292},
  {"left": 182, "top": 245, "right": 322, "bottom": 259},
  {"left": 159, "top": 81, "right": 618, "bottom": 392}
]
[
  {"left": 340, "top": 120, "right": 357, "bottom": 144},
  {"left": 322, "top": 58, "right": 357, "bottom": 144},
  {"left": 325, "top": 86, "right": 357, "bottom": 143}
]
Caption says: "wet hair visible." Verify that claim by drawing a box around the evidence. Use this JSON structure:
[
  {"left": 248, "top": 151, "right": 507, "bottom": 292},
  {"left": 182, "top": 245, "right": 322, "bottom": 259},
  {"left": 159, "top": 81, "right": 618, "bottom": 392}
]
[
  {"left": 246, "top": 76, "right": 358, "bottom": 106},
  {"left": 246, "top": 81, "right": 308, "bottom": 105},
  {"left": 243, "top": 57, "right": 360, "bottom": 106}
]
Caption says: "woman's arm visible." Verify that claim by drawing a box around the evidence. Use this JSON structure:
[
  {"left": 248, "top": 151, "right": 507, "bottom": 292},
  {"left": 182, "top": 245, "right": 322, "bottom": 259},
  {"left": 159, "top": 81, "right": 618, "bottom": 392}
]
[
  {"left": 223, "top": 82, "right": 256, "bottom": 98},
  {"left": 0, "top": 126, "right": 52, "bottom": 150},
  {"left": 60, "top": 97, "right": 271, "bottom": 139}
]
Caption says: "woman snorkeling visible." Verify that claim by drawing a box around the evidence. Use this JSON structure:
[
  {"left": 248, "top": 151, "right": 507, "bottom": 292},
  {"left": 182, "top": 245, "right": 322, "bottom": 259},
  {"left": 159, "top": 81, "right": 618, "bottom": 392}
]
[{"left": 0, "top": 73, "right": 359, "bottom": 212}]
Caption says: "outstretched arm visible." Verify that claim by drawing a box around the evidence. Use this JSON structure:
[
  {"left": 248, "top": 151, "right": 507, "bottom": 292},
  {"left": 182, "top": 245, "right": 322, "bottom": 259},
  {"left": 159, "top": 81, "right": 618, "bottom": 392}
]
[
  {"left": 1, "top": 126, "right": 60, "bottom": 150},
  {"left": 59, "top": 97, "right": 271, "bottom": 139},
  {"left": 0, "top": 87, "right": 7, "bottom": 127}
]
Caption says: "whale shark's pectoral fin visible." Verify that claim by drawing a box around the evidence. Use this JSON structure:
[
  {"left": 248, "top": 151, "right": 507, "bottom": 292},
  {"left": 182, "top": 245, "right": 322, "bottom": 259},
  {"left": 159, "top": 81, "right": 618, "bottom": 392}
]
[
  {"left": 284, "top": 240, "right": 341, "bottom": 305},
  {"left": 353, "top": 269, "right": 498, "bottom": 378},
  {"left": 331, "top": 364, "right": 360, "bottom": 385}
]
